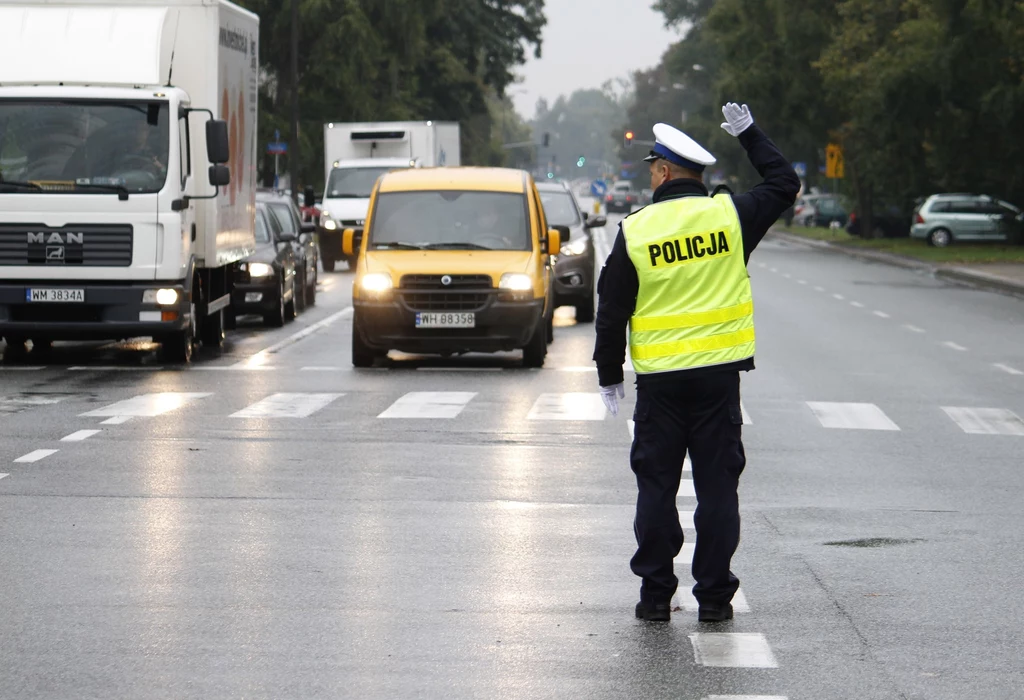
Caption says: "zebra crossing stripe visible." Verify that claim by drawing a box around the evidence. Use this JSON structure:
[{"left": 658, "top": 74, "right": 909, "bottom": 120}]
[
  {"left": 378, "top": 392, "right": 476, "bottom": 419},
  {"left": 690, "top": 633, "right": 779, "bottom": 668},
  {"left": 232, "top": 393, "right": 343, "bottom": 419},
  {"left": 942, "top": 407, "right": 1024, "bottom": 436},
  {"left": 704, "top": 696, "right": 787, "bottom": 700},
  {"left": 527, "top": 393, "right": 606, "bottom": 420},
  {"left": 680, "top": 587, "right": 751, "bottom": 613},
  {"left": 806, "top": 402, "right": 900, "bottom": 430},
  {"left": 14, "top": 449, "right": 58, "bottom": 463},
  {"left": 82, "top": 393, "right": 211, "bottom": 417}
]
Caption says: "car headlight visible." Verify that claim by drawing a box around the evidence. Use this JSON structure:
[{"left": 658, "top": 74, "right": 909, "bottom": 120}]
[
  {"left": 360, "top": 272, "right": 393, "bottom": 294},
  {"left": 560, "top": 238, "right": 588, "bottom": 256},
  {"left": 322, "top": 218, "right": 337, "bottom": 231},
  {"left": 248, "top": 262, "right": 274, "bottom": 278},
  {"left": 143, "top": 288, "right": 179, "bottom": 305},
  {"left": 499, "top": 273, "right": 533, "bottom": 292}
]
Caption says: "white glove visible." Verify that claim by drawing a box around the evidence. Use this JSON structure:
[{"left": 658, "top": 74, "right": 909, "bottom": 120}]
[
  {"left": 720, "top": 103, "right": 754, "bottom": 137},
  {"left": 600, "top": 383, "right": 625, "bottom": 417}
]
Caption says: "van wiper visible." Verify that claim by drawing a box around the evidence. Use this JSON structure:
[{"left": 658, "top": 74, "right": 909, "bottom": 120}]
[
  {"left": 372, "top": 241, "right": 426, "bottom": 250},
  {"left": 0, "top": 180, "right": 43, "bottom": 192},
  {"left": 72, "top": 183, "right": 131, "bottom": 201},
  {"left": 424, "top": 242, "right": 493, "bottom": 250}
]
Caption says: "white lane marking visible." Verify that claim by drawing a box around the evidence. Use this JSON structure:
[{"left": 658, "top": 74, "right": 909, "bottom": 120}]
[
  {"left": 994, "top": 363, "right": 1023, "bottom": 376},
  {"left": 69, "top": 366, "right": 161, "bottom": 372},
  {"left": 679, "top": 479, "right": 695, "bottom": 498},
  {"left": 232, "top": 393, "right": 343, "bottom": 419},
  {"left": 704, "top": 696, "right": 788, "bottom": 700},
  {"left": 942, "top": 407, "right": 1024, "bottom": 436},
  {"left": 797, "top": 279, "right": 807, "bottom": 285},
  {"left": 832, "top": 293, "right": 845, "bottom": 300},
  {"left": 14, "top": 449, "right": 58, "bottom": 463},
  {"left": 873, "top": 310, "right": 890, "bottom": 318},
  {"left": 300, "top": 366, "right": 345, "bottom": 371},
  {"left": 0, "top": 367, "right": 44, "bottom": 371},
  {"left": 741, "top": 402, "right": 752, "bottom": 425},
  {"left": 191, "top": 366, "right": 277, "bottom": 372},
  {"left": 82, "top": 392, "right": 211, "bottom": 417},
  {"left": 556, "top": 366, "right": 598, "bottom": 373},
  {"left": 416, "top": 367, "right": 502, "bottom": 372},
  {"left": 677, "top": 542, "right": 696, "bottom": 563},
  {"left": 850, "top": 301, "right": 864, "bottom": 308},
  {"left": 813, "top": 286, "right": 825, "bottom": 292},
  {"left": 690, "top": 633, "right": 779, "bottom": 668},
  {"left": 683, "top": 455, "right": 691, "bottom": 471},
  {"left": 236, "top": 307, "right": 354, "bottom": 367},
  {"left": 943, "top": 341, "right": 968, "bottom": 352},
  {"left": 904, "top": 324, "right": 926, "bottom": 333},
  {"left": 782, "top": 273, "right": 792, "bottom": 279},
  {"left": 100, "top": 416, "right": 133, "bottom": 425},
  {"left": 769, "top": 267, "right": 778, "bottom": 273},
  {"left": 378, "top": 392, "right": 476, "bottom": 419},
  {"left": 679, "top": 509, "right": 695, "bottom": 526},
  {"left": 756, "top": 262, "right": 766, "bottom": 268},
  {"left": 61, "top": 430, "right": 100, "bottom": 442},
  {"left": 681, "top": 588, "right": 751, "bottom": 614},
  {"left": 0, "top": 473, "right": 8, "bottom": 480},
  {"left": 807, "top": 402, "right": 901, "bottom": 431},
  {"left": 528, "top": 393, "right": 606, "bottom": 421}
]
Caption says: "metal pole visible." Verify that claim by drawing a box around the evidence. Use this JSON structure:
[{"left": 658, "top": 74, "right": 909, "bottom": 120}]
[{"left": 289, "top": 0, "right": 300, "bottom": 203}]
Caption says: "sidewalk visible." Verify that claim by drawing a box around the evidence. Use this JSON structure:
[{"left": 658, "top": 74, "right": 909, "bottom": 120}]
[{"left": 769, "top": 230, "right": 1024, "bottom": 298}]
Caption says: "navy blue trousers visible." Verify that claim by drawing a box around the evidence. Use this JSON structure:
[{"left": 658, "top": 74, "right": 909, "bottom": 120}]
[{"left": 629, "top": 371, "right": 746, "bottom": 605}]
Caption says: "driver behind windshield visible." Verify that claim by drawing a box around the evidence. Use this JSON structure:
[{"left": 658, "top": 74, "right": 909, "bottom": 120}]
[{"left": 113, "top": 120, "right": 167, "bottom": 178}]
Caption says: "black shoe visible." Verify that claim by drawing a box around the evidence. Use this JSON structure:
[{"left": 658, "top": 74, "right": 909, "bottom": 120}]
[
  {"left": 697, "top": 602, "right": 734, "bottom": 622},
  {"left": 635, "top": 600, "right": 671, "bottom": 622}
]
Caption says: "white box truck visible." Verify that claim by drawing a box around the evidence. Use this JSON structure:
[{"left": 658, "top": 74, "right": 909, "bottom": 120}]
[
  {"left": 0, "top": 0, "right": 258, "bottom": 362},
  {"left": 317, "top": 121, "right": 460, "bottom": 270}
]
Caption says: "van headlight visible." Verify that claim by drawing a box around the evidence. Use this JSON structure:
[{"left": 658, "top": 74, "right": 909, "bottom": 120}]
[
  {"left": 248, "top": 263, "right": 273, "bottom": 278},
  {"left": 322, "top": 217, "right": 337, "bottom": 231},
  {"left": 360, "top": 273, "right": 393, "bottom": 295},
  {"left": 499, "top": 273, "right": 533, "bottom": 291},
  {"left": 560, "top": 238, "right": 588, "bottom": 256}
]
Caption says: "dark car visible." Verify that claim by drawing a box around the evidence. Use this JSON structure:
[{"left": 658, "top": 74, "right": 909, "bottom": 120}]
[
  {"left": 539, "top": 180, "right": 606, "bottom": 323},
  {"left": 605, "top": 181, "right": 637, "bottom": 213},
  {"left": 257, "top": 190, "right": 319, "bottom": 310},
  {"left": 793, "top": 193, "right": 848, "bottom": 227},
  {"left": 231, "top": 203, "right": 300, "bottom": 327},
  {"left": 846, "top": 204, "right": 911, "bottom": 238}
]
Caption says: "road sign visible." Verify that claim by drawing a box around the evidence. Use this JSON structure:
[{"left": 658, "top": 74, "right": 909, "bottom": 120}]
[
  {"left": 267, "top": 142, "right": 288, "bottom": 155},
  {"left": 825, "top": 144, "right": 844, "bottom": 179},
  {"left": 793, "top": 161, "right": 807, "bottom": 178},
  {"left": 590, "top": 180, "right": 608, "bottom": 197}
]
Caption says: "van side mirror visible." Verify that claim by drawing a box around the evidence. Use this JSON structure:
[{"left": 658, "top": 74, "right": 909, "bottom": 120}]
[
  {"left": 208, "top": 165, "right": 230, "bottom": 188},
  {"left": 547, "top": 226, "right": 567, "bottom": 256},
  {"left": 206, "top": 120, "right": 230, "bottom": 164}
]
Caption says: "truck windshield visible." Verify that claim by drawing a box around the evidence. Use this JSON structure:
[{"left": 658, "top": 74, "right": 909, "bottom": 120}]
[
  {"left": 370, "top": 191, "right": 530, "bottom": 251},
  {"left": 0, "top": 100, "right": 169, "bottom": 194},
  {"left": 326, "top": 167, "right": 394, "bottom": 198}
]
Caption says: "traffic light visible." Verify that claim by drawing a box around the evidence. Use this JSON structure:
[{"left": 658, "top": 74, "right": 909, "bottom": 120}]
[
  {"left": 546, "top": 172, "right": 554, "bottom": 179},
  {"left": 542, "top": 132, "right": 550, "bottom": 148},
  {"left": 577, "top": 155, "right": 586, "bottom": 168},
  {"left": 624, "top": 130, "right": 634, "bottom": 147}
]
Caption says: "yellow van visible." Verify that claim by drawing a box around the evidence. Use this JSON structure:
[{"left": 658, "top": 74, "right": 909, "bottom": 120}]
[{"left": 342, "top": 167, "right": 564, "bottom": 367}]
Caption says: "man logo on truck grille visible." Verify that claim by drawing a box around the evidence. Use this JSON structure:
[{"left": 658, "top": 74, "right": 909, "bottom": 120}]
[
  {"left": 46, "top": 246, "right": 65, "bottom": 261},
  {"left": 28, "top": 232, "right": 84, "bottom": 245}
]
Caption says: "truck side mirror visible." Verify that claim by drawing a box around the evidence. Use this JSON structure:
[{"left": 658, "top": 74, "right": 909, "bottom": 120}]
[
  {"left": 209, "top": 165, "right": 230, "bottom": 188},
  {"left": 206, "top": 120, "right": 230, "bottom": 164}
]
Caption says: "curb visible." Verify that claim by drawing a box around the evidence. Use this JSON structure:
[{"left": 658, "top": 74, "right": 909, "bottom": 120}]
[{"left": 768, "top": 230, "right": 1024, "bottom": 298}]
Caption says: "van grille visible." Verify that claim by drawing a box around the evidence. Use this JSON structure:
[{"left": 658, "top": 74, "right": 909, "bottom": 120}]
[
  {"left": 0, "top": 224, "right": 133, "bottom": 267},
  {"left": 398, "top": 274, "right": 493, "bottom": 312}
]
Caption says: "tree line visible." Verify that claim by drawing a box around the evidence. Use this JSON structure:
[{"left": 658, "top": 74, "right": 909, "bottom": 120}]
[
  {"left": 623, "top": 0, "right": 1024, "bottom": 237},
  {"left": 236, "top": 0, "right": 544, "bottom": 192}
]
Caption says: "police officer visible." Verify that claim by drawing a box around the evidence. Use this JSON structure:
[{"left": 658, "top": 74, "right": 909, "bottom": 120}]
[{"left": 594, "top": 103, "right": 800, "bottom": 623}]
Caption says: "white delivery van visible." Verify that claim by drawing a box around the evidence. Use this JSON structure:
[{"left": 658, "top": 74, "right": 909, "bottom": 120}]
[
  {"left": 0, "top": 0, "right": 259, "bottom": 362},
  {"left": 317, "top": 121, "right": 460, "bottom": 270}
]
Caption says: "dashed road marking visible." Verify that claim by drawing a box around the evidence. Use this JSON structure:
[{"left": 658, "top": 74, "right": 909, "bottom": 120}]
[
  {"left": 61, "top": 430, "right": 100, "bottom": 442},
  {"left": 807, "top": 402, "right": 901, "bottom": 431},
  {"left": 904, "top": 324, "right": 926, "bottom": 333},
  {"left": 814, "top": 286, "right": 825, "bottom": 292},
  {"left": 101, "top": 416, "right": 133, "bottom": 425},
  {"left": 850, "top": 301, "right": 864, "bottom": 308},
  {"left": 0, "top": 473, "right": 8, "bottom": 480},
  {"left": 14, "top": 449, "right": 58, "bottom": 463},
  {"left": 797, "top": 279, "right": 807, "bottom": 285},
  {"left": 527, "top": 393, "right": 606, "bottom": 421},
  {"left": 942, "top": 407, "right": 1024, "bottom": 436},
  {"left": 236, "top": 307, "right": 354, "bottom": 368},
  {"left": 379, "top": 392, "right": 476, "bottom": 419},
  {"left": 942, "top": 341, "right": 968, "bottom": 352},
  {"left": 769, "top": 267, "right": 778, "bottom": 273},
  {"left": 0, "top": 366, "right": 44, "bottom": 371},
  {"left": 994, "top": 363, "right": 1023, "bottom": 376},
  {"left": 873, "top": 310, "right": 891, "bottom": 318},
  {"left": 704, "top": 696, "right": 788, "bottom": 700},
  {"left": 82, "top": 392, "right": 211, "bottom": 418},
  {"left": 690, "top": 633, "right": 779, "bottom": 668},
  {"left": 232, "top": 393, "right": 343, "bottom": 419},
  {"left": 832, "top": 293, "right": 845, "bottom": 300},
  {"left": 782, "top": 273, "right": 791, "bottom": 279}
]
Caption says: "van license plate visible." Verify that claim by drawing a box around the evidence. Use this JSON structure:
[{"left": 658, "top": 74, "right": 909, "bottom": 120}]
[
  {"left": 416, "top": 312, "right": 475, "bottom": 329},
  {"left": 27, "top": 288, "right": 85, "bottom": 303}
]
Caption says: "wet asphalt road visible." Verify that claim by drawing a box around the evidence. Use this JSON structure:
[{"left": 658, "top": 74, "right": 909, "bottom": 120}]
[{"left": 1, "top": 200, "right": 1023, "bottom": 699}]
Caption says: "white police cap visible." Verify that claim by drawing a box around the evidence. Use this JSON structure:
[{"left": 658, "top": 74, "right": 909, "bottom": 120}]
[{"left": 642, "top": 123, "right": 716, "bottom": 172}]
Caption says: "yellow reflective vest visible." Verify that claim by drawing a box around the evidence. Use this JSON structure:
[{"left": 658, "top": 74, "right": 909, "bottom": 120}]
[{"left": 622, "top": 193, "right": 755, "bottom": 374}]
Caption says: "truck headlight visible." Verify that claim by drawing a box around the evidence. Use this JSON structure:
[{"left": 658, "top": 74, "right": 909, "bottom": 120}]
[
  {"left": 143, "top": 288, "right": 179, "bottom": 306},
  {"left": 360, "top": 273, "right": 393, "bottom": 294},
  {"left": 560, "top": 238, "right": 588, "bottom": 256},
  {"left": 248, "top": 263, "right": 273, "bottom": 278},
  {"left": 499, "top": 273, "right": 533, "bottom": 291}
]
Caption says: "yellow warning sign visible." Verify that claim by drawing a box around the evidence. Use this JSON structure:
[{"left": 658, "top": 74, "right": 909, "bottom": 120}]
[{"left": 826, "top": 143, "right": 845, "bottom": 179}]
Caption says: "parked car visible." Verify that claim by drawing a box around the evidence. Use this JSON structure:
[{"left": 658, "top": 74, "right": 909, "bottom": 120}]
[
  {"left": 231, "top": 202, "right": 300, "bottom": 327},
  {"left": 538, "top": 180, "right": 606, "bottom": 323},
  {"left": 257, "top": 190, "right": 318, "bottom": 309},
  {"left": 793, "top": 193, "right": 848, "bottom": 227},
  {"left": 911, "top": 193, "right": 1023, "bottom": 247},
  {"left": 606, "top": 181, "right": 637, "bottom": 213},
  {"left": 846, "top": 204, "right": 911, "bottom": 238}
]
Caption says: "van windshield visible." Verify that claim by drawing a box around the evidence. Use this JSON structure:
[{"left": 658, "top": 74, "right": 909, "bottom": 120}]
[
  {"left": 0, "top": 99, "right": 169, "bottom": 194},
  {"left": 370, "top": 190, "right": 530, "bottom": 251},
  {"left": 326, "top": 167, "right": 395, "bottom": 198}
]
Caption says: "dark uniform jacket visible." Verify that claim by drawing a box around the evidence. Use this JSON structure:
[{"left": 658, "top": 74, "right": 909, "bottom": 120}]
[{"left": 594, "top": 125, "right": 800, "bottom": 388}]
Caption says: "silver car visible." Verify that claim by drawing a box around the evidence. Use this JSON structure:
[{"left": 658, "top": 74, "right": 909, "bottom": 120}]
[{"left": 911, "top": 193, "right": 1022, "bottom": 247}]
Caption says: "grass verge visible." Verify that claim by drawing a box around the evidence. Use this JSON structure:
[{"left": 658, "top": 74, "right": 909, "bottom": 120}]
[{"left": 782, "top": 226, "right": 1024, "bottom": 264}]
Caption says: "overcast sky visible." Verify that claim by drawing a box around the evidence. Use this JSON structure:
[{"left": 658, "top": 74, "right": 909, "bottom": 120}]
[{"left": 511, "top": 0, "right": 683, "bottom": 119}]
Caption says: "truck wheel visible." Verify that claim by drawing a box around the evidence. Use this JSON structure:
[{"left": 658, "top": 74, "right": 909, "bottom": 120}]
[
  {"left": 351, "top": 317, "right": 381, "bottom": 368},
  {"left": 284, "top": 278, "right": 297, "bottom": 320},
  {"left": 200, "top": 308, "right": 225, "bottom": 349},
  {"left": 322, "top": 254, "right": 336, "bottom": 273},
  {"left": 264, "top": 281, "right": 286, "bottom": 327},
  {"left": 159, "top": 330, "right": 193, "bottom": 363},
  {"left": 575, "top": 293, "right": 595, "bottom": 323},
  {"left": 224, "top": 307, "right": 238, "bottom": 331},
  {"left": 2, "top": 337, "right": 28, "bottom": 363},
  {"left": 522, "top": 317, "right": 547, "bottom": 368}
]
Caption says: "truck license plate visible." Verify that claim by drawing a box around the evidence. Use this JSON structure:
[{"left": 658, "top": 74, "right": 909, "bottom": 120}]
[
  {"left": 415, "top": 312, "right": 475, "bottom": 329},
  {"left": 26, "top": 288, "right": 85, "bottom": 303}
]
